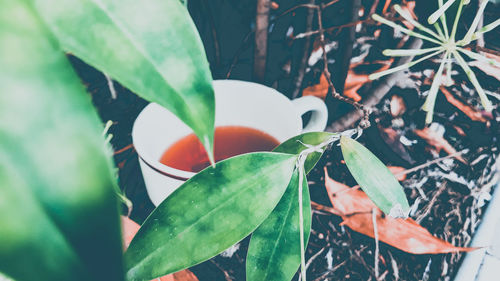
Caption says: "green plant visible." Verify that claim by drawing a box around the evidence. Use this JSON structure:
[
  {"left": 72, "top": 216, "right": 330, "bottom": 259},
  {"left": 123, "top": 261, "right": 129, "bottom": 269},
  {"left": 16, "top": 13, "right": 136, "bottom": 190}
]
[
  {"left": 0, "top": 1, "right": 409, "bottom": 281},
  {"left": 370, "top": 0, "right": 499, "bottom": 123}
]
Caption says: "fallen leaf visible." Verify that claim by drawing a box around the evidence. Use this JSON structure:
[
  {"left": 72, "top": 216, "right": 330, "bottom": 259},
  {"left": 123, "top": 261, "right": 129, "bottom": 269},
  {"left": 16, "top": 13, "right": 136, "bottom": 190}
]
[
  {"left": 440, "top": 86, "right": 488, "bottom": 122},
  {"left": 379, "top": 126, "right": 415, "bottom": 165},
  {"left": 302, "top": 73, "right": 329, "bottom": 99},
  {"left": 413, "top": 127, "right": 467, "bottom": 164},
  {"left": 303, "top": 61, "right": 391, "bottom": 101},
  {"left": 324, "top": 169, "right": 476, "bottom": 254},
  {"left": 399, "top": 1, "right": 417, "bottom": 29},
  {"left": 453, "top": 125, "right": 466, "bottom": 137},
  {"left": 121, "top": 217, "right": 199, "bottom": 281},
  {"left": 121, "top": 216, "right": 140, "bottom": 249},
  {"left": 344, "top": 66, "right": 368, "bottom": 101},
  {"left": 388, "top": 166, "right": 407, "bottom": 181},
  {"left": 382, "top": 0, "right": 392, "bottom": 14},
  {"left": 469, "top": 60, "right": 500, "bottom": 81}
]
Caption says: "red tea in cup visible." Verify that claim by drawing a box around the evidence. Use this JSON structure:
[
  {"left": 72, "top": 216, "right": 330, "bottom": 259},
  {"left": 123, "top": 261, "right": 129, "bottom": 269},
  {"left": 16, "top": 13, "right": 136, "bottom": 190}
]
[{"left": 160, "top": 126, "right": 280, "bottom": 172}]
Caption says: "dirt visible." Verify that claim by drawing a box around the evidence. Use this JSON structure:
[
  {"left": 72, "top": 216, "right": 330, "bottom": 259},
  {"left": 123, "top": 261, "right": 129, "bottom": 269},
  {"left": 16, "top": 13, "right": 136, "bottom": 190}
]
[{"left": 75, "top": 0, "right": 500, "bottom": 280}]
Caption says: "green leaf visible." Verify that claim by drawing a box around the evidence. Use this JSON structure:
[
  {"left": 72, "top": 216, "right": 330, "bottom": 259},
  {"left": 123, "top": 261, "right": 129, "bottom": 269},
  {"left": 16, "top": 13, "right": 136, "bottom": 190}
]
[
  {"left": 0, "top": 146, "right": 87, "bottom": 281},
  {"left": 243, "top": 132, "right": 329, "bottom": 281},
  {"left": 274, "top": 132, "right": 335, "bottom": 174},
  {"left": 31, "top": 0, "right": 216, "bottom": 163},
  {"left": 125, "top": 152, "right": 297, "bottom": 280},
  {"left": 0, "top": 1, "right": 123, "bottom": 280},
  {"left": 246, "top": 170, "right": 311, "bottom": 281},
  {"left": 340, "top": 136, "right": 410, "bottom": 217}
]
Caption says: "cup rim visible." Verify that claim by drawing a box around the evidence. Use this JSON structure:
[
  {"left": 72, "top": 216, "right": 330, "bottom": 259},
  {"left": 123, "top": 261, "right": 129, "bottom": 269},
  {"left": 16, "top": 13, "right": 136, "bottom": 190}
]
[
  {"left": 132, "top": 79, "right": 300, "bottom": 181},
  {"left": 133, "top": 102, "right": 197, "bottom": 180}
]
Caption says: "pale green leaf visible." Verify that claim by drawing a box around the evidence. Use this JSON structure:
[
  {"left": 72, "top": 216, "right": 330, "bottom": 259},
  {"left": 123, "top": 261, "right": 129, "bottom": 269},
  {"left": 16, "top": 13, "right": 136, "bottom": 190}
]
[{"left": 340, "top": 136, "right": 410, "bottom": 217}]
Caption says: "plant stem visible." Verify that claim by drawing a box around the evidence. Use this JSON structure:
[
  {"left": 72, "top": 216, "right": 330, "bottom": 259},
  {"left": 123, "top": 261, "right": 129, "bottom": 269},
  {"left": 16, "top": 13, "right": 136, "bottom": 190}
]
[
  {"left": 393, "top": 4, "right": 444, "bottom": 41},
  {"left": 369, "top": 48, "right": 444, "bottom": 80},
  {"left": 434, "top": 22, "right": 446, "bottom": 39},
  {"left": 254, "top": 0, "right": 270, "bottom": 82},
  {"left": 450, "top": 0, "right": 465, "bottom": 41},
  {"left": 298, "top": 162, "right": 306, "bottom": 281},
  {"left": 295, "top": 130, "right": 360, "bottom": 281},
  {"left": 462, "top": 0, "right": 488, "bottom": 44},
  {"left": 438, "top": 0, "right": 450, "bottom": 39},
  {"left": 453, "top": 50, "right": 493, "bottom": 111},
  {"left": 372, "top": 14, "right": 442, "bottom": 45},
  {"left": 372, "top": 208, "right": 380, "bottom": 279}
]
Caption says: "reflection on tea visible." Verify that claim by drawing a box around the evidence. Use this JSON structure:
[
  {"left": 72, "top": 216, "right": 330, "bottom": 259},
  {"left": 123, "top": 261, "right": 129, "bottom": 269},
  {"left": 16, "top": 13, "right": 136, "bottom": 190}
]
[{"left": 160, "top": 126, "right": 280, "bottom": 172}]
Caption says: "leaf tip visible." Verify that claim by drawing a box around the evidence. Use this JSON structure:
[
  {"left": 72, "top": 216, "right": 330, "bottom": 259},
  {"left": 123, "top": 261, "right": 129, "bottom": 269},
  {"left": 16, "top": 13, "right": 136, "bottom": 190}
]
[{"left": 388, "top": 203, "right": 409, "bottom": 219}]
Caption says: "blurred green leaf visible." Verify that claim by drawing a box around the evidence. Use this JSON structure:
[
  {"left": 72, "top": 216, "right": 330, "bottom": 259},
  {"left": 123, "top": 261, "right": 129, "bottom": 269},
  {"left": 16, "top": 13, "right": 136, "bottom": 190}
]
[
  {"left": 246, "top": 170, "right": 311, "bottom": 281},
  {"left": 274, "top": 132, "right": 335, "bottom": 173},
  {"left": 0, "top": 1, "right": 123, "bottom": 280},
  {"left": 340, "top": 136, "right": 410, "bottom": 217},
  {"left": 32, "top": 0, "right": 216, "bottom": 162},
  {"left": 125, "top": 152, "right": 297, "bottom": 280}
]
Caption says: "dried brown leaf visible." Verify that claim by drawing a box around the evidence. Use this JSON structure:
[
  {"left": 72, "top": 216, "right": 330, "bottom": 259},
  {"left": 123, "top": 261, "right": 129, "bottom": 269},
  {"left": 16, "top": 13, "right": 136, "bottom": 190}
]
[
  {"left": 302, "top": 73, "right": 329, "bottom": 99},
  {"left": 440, "top": 86, "right": 488, "bottom": 122},
  {"left": 324, "top": 170, "right": 476, "bottom": 254},
  {"left": 413, "top": 127, "right": 467, "bottom": 164}
]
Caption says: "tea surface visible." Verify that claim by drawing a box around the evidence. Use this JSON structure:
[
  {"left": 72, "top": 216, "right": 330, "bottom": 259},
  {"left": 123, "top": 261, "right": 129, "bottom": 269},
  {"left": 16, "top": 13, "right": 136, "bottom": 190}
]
[{"left": 160, "top": 126, "right": 280, "bottom": 172}]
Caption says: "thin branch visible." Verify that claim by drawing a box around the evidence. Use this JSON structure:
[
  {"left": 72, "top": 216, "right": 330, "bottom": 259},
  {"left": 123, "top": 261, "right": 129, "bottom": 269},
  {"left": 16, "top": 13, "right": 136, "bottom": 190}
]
[
  {"left": 474, "top": 45, "right": 500, "bottom": 58},
  {"left": 292, "top": 0, "right": 316, "bottom": 98},
  {"left": 394, "top": 149, "right": 468, "bottom": 178},
  {"left": 254, "top": 0, "right": 271, "bottom": 82},
  {"left": 226, "top": 30, "right": 253, "bottom": 78},
  {"left": 328, "top": 38, "right": 423, "bottom": 132},
  {"left": 372, "top": 208, "right": 380, "bottom": 279},
  {"left": 202, "top": 0, "right": 220, "bottom": 67},
  {"left": 311, "top": 201, "right": 344, "bottom": 216},
  {"left": 315, "top": 3, "right": 371, "bottom": 128},
  {"left": 369, "top": 0, "right": 380, "bottom": 16},
  {"left": 334, "top": 0, "right": 362, "bottom": 94}
]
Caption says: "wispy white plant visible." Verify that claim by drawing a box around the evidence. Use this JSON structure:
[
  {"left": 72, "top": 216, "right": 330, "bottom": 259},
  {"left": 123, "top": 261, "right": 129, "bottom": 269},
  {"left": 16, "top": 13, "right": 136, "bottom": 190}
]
[{"left": 369, "top": 0, "right": 500, "bottom": 123}]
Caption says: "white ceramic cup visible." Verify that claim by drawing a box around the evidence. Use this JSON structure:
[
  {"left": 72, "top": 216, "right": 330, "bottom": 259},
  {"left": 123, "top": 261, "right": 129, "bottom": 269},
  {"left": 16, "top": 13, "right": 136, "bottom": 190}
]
[{"left": 132, "top": 80, "right": 328, "bottom": 206}]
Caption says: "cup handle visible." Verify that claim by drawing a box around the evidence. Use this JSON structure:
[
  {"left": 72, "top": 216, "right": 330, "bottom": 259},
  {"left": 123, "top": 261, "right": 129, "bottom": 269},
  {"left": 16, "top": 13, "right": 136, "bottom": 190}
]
[{"left": 291, "top": 96, "right": 328, "bottom": 133}]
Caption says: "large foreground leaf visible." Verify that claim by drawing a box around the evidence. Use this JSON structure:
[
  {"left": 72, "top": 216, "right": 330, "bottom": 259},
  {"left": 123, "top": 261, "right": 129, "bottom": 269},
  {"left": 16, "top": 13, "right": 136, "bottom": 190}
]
[
  {"left": 0, "top": 146, "right": 87, "bottom": 280},
  {"left": 125, "top": 152, "right": 297, "bottom": 280},
  {"left": 32, "top": 0, "right": 216, "bottom": 162},
  {"left": 340, "top": 136, "right": 410, "bottom": 217},
  {"left": 0, "top": 1, "right": 123, "bottom": 280},
  {"left": 246, "top": 170, "right": 311, "bottom": 281}
]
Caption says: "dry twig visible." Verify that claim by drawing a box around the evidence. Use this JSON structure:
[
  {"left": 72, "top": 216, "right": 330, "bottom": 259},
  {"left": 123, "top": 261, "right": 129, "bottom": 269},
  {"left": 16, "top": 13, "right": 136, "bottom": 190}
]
[{"left": 254, "top": 0, "right": 271, "bottom": 82}]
